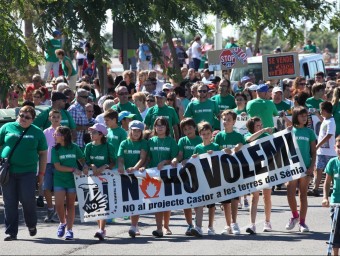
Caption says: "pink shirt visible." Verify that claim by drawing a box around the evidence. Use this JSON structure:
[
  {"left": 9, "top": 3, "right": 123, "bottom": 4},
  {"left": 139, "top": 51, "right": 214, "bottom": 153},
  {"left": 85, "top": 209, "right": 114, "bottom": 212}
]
[{"left": 43, "top": 127, "right": 56, "bottom": 163}]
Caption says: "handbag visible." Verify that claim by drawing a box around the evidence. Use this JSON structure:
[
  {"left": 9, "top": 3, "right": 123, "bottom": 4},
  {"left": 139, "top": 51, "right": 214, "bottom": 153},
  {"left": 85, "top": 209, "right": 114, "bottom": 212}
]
[{"left": 0, "top": 127, "right": 30, "bottom": 186}]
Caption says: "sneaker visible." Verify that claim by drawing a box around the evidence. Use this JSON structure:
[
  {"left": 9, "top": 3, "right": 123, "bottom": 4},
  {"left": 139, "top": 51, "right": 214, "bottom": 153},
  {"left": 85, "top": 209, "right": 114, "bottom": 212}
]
[
  {"left": 36, "top": 196, "right": 44, "bottom": 208},
  {"left": 238, "top": 202, "right": 243, "bottom": 209},
  {"left": 207, "top": 227, "right": 216, "bottom": 235},
  {"left": 57, "top": 223, "right": 67, "bottom": 238},
  {"left": 299, "top": 223, "right": 310, "bottom": 232},
  {"left": 231, "top": 223, "right": 240, "bottom": 235},
  {"left": 243, "top": 198, "right": 249, "bottom": 210},
  {"left": 285, "top": 217, "right": 299, "bottom": 230},
  {"left": 94, "top": 229, "right": 105, "bottom": 240},
  {"left": 185, "top": 224, "right": 194, "bottom": 236},
  {"left": 246, "top": 224, "right": 256, "bottom": 234},
  {"left": 152, "top": 230, "right": 163, "bottom": 237},
  {"left": 191, "top": 226, "right": 203, "bottom": 237},
  {"left": 65, "top": 230, "right": 74, "bottom": 240},
  {"left": 28, "top": 227, "right": 37, "bottom": 236},
  {"left": 221, "top": 226, "right": 232, "bottom": 235},
  {"left": 4, "top": 234, "right": 17, "bottom": 241},
  {"left": 123, "top": 216, "right": 130, "bottom": 220},
  {"left": 128, "top": 226, "right": 137, "bottom": 238},
  {"left": 44, "top": 209, "right": 58, "bottom": 223},
  {"left": 263, "top": 221, "right": 272, "bottom": 232},
  {"left": 307, "top": 189, "right": 320, "bottom": 197}
]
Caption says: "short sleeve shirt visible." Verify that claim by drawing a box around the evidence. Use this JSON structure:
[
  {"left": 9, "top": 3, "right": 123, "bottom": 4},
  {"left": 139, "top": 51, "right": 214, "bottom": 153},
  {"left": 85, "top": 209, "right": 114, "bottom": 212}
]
[
  {"left": 34, "top": 107, "right": 76, "bottom": 130},
  {"left": 211, "top": 94, "right": 236, "bottom": 112},
  {"left": 214, "top": 130, "right": 246, "bottom": 149},
  {"left": 107, "top": 127, "right": 127, "bottom": 157},
  {"left": 324, "top": 157, "right": 340, "bottom": 203},
  {"left": 178, "top": 136, "right": 202, "bottom": 160},
  {"left": 118, "top": 139, "right": 148, "bottom": 169},
  {"left": 84, "top": 142, "right": 116, "bottom": 167},
  {"left": 184, "top": 99, "right": 219, "bottom": 127},
  {"left": 193, "top": 142, "right": 220, "bottom": 155},
  {"left": 112, "top": 102, "right": 143, "bottom": 122},
  {"left": 292, "top": 127, "right": 317, "bottom": 168},
  {"left": 246, "top": 98, "right": 278, "bottom": 128},
  {"left": 147, "top": 136, "right": 179, "bottom": 168},
  {"left": 317, "top": 117, "right": 336, "bottom": 156},
  {"left": 306, "top": 97, "right": 323, "bottom": 110}
]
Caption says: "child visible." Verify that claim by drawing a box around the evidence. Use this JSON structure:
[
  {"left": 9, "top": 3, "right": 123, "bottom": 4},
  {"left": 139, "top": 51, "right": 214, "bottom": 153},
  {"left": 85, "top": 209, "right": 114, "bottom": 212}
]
[
  {"left": 104, "top": 109, "right": 127, "bottom": 158},
  {"left": 43, "top": 110, "right": 61, "bottom": 223},
  {"left": 83, "top": 123, "right": 116, "bottom": 240},
  {"left": 286, "top": 106, "right": 316, "bottom": 232},
  {"left": 214, "top": 110, "right": 246, "bottom": 235},
  {"left": 142, "top": 117, "right": 178, "bottom": 238},
  {"left": 309, "top": 101, "right": 336, "bottom": 197},
  {"left": 191, "top": 121, "right": 220, "bottom": 237},
  {"left": 117, "top": 120, "right": 148, "bottom": 237},
  {"left": 322, "top": 135, "right": 340, "bottom": 256},
  {"left": 118, "top": 111, "right": 135, "bottom": 132},
  {"left": 51, "top": 126, "right": 86, "bottom": 240},
  {"left": 243, "top": 116, "right": 273, "bottom": 234},
  {"left": 171, "top": 118, "right": 202, "bottom": 236}
]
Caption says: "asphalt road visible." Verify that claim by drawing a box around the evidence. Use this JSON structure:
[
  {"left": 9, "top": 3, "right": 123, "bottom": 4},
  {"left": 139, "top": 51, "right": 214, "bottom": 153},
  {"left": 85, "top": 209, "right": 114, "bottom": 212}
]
[{"left": 0, "top": 186, "right": 334, "bottom": 255}]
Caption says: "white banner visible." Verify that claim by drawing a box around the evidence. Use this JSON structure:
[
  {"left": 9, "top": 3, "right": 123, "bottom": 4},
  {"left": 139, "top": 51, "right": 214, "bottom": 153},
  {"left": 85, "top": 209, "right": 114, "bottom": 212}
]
[
  {"left": 75, "top": 129, "right": 306, "bottom": 222},
  {"left": 220, "top": 114, "right": 249, "bottom": 135}
]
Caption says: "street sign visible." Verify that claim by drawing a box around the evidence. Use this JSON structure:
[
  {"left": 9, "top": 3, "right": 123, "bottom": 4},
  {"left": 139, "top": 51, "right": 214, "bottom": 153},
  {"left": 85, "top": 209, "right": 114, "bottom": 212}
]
[{"left": 208, "top": 47, "right": 248, "bottom": 71}]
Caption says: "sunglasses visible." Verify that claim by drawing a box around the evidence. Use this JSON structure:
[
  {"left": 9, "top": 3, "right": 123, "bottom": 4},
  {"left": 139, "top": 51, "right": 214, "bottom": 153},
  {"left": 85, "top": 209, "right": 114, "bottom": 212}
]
[
  {"left": 19, "top": 113, "right": 33, "bottom": 120},
  {"left": 167, "top": 98, "right": 174, "bottom": 101},
  {"left": 235, "top": 98, "right": 244, "bottom": 101},
  {"left": 147, "top": 99, "right": 155, "bottom": 102},
  {"left": 118, "top": 92, "right": 129, "bottom": 96},
  {"left": 79, "top": 96, "right": 88, "bottom": 99},
  {"left": 198, "top": 90, "right": 208, "bottom": 93}
]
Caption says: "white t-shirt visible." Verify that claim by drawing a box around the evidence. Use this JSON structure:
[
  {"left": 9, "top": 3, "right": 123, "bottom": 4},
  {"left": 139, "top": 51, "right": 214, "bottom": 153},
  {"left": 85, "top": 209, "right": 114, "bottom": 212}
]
[
  {"left": 317, "top": 117, "right": 336, "bottom": 156},
  {"left": 191, "top": 41, "right": 201, "bottom": 60}
]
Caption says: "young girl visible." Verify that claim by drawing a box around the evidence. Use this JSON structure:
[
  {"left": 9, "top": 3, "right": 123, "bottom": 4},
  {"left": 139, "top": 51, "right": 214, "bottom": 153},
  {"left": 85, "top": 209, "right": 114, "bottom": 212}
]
[
  {"left": 243, "top": 117, "right": 274, "bottom": 234},
  {"left": 117, "top": 120, "right": 148, "bottom": 237},
  {"left": 286, "top": 106, "right": 316, "bottom": 232},
  {"left": 191, "top": 121, "right": 220, "bottom": 237},
  {"left": 83, "top": 123, "right": 116, "bottom": 241},
  {"left": 142, "top": 117, "right": 178, "bottom": 237},
  {"left": 51, "top": 126, "right": 86, "bottom": 240}
]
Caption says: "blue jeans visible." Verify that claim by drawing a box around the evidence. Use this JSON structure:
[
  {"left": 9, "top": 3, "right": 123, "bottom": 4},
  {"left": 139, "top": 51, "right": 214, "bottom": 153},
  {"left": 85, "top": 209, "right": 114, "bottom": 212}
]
[{"left": 2, "top": 172, "right": 37, "bottom": 236}]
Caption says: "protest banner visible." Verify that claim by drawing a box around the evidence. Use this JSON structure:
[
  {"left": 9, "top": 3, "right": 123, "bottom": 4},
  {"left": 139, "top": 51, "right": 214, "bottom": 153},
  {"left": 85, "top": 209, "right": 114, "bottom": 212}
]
[
  {"left": 207, "top": 48, "right": 248, "bottom": 71},
  {"left": 262, "top": 52, "right": 299, "bottom": 81},
  {"left": 220, "top": 114, "right": 249, "bottom": 135},
  {"left": 75, "top": 130, "right": 306, "bottom": 222}
]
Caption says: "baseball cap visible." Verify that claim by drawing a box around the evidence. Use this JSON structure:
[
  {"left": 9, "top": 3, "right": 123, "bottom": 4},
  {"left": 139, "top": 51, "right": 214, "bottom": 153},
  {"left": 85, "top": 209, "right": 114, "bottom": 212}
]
[
  {"left": 52, "top": 30, "right": 62, "bottom": 37},
  {"left": 155, "top": 91, "right": 167, "bottom": 98},
  {"left": 51, "top": 92, "right": 68, "bottom": 101},
  {"left": 118, "top": 111, "right": 135, "bottom": 122},
  {"left": 248, "top": 84, "right": 258, "bottom": 91},
  {"left": 210, "top": 76, "right": 221, "bottom": 84},
  {"left": 162, "top": 83, "right": 173, "bottom": 91},
  {"left": 272, "top": 87, "right": 283, "bottom": 94},
  {"left": 129, "top": 120, "right": 145, "bottom": 131},
  {"left": 88, "top": 123, "right": 108, "bottom": 136},
  {"left": 77, "top": 88, "right": 89, "bottom": 97},
  {"left": 241, "top": 76, "right": 250, "bottom": 83},
  {"left": 257, "top": 84, "right": 269, "bottom": 92}
]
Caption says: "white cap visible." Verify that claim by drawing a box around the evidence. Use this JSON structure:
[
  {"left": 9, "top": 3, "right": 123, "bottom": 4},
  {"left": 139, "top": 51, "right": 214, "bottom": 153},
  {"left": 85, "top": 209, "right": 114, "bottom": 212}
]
[
  {"left": 162, "top": 83, "right": 173, "bottom": 90},
  {"left": 272, "top": 86, "right": 283, "bottom": 93}
]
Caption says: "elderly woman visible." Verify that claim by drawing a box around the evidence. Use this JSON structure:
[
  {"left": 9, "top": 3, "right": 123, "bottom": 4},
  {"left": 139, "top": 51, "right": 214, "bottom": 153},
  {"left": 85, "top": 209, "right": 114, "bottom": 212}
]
[
  {"left": 132, "top": 92, "right": 149, "bottom": 120},
  {"left": 0, "top": 106, "right": 48, "bottom": 241}
]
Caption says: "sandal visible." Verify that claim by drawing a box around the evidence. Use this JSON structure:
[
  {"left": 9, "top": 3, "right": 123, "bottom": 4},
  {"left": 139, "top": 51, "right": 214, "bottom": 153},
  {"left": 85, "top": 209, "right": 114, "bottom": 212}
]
[
  {"left": 152, "top": 230, "right": 163, "bottom": 237},
  {"left": 165, "top": 229, "right": 172, "bottom": 235}
]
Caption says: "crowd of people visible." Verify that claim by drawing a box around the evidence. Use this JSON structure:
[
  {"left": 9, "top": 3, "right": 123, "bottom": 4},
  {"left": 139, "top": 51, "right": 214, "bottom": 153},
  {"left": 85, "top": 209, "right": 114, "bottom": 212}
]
[{"left": 1, "top": 33, "right": 340, "bottom": 254}]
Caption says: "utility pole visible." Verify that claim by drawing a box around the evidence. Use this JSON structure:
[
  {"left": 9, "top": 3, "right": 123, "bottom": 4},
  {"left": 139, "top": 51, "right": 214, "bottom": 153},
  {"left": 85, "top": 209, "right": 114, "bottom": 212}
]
[
  {"left": 337, "top": 0, "right": 340, "bottom": 66},
  {"left": 214, "top": 15, "right": 222, "bottom": 77}
]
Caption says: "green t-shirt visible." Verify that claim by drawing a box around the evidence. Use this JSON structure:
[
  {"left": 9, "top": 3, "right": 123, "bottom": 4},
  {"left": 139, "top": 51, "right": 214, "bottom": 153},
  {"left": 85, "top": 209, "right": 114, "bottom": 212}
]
[
  {"left": 214, "top": 130, "right": 246, "bottom": 149},
  {"left": 45, "top": 38, "right": 62, "bottom": 62},
  {"left": 51, "top": 143, "right": 84, "bottom": 188},
  {"left": 0, "top": 122, "right": 48, "bottom": 173},
  {"left": 303, "top": 44, "right": 317, "bottom": 53},
  {"left": 184, "top": 99, "right": 219, "bottom": 127},
  {"left": 147, "top": 136, "right": 179, "bottom": 168},
  {"left": 118, "top": 139, "right": 148, "bottom": 169},
  {"left": 33, "top": 107, "right": 76, "bottom": 130},
  {"left": 61, "top": 56, "right": 77, "bottom": 76},
  {"left": 181, "top": 98, "right": 190, "bottom": 113},
  {"left": 246, "top": 98, "right": 278, "bottom": 128},
  {"left": 193, "top": 142, "right": 220, "bottom": 155},
  {"left": 243, "top": 131, "right": 270, "bottom": 143},
  {"left": 211, "top": 94, "right": 236, "bottom": 112},
  {"left": 325, "top": 157, "right": 340, "bottom": 203},
  {"left": 273, "top": 100, "right": 291, "bottom": 112},
  {"left": 107, "top": 127, "right": 127, "bottom": 156},
  {"left": 333, "top": 103, "right": 340, "bottom": 136},
  {"left": 144, "top": 105, "right": 179, "bottom": 136},
  {"left": 306, "top": 97, "right": 323, "bottom": 110},
  {"left": 225, "top": 43, "right": 239, "bottom": 49},
  {"left": 112, "top": 102, "right": 143, "bottom": 122},
  {"left": 292, "top": 127, "right": 317, "bottom": 168},
  {"left": 84, "top": 142, "right": 116, "bottom": 167},
  {"left": 233, "top": 107, "right": 247, "bottom": 115},
  {"left": 178, "top": 135, "right": 203, "bottom": 160}
]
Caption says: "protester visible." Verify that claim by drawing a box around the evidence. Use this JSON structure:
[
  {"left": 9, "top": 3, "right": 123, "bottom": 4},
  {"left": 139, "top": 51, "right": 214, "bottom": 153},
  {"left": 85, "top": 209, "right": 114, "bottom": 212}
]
[{"left": 43, "top": 30, "right": 62, "bottom": 81}]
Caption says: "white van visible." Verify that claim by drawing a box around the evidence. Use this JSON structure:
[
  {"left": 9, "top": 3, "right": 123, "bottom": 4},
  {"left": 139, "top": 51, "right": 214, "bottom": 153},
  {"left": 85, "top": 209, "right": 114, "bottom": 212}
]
[{"left": 230, "top": 53, "right": 325, "bottom": 84}]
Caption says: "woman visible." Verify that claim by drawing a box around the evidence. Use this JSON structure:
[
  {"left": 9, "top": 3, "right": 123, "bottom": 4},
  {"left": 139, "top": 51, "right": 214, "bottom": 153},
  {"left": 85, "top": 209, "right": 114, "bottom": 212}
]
[
  {"left": 136, "top": 71, "right": 148, "bottom": 92},
  {"left": 233, "top": 92, "right": 248, "bottom": 115},
  {"left": 55, "top": 49, "right": 78, "bottom": 91},
  {"left": 166, "top": 92, "right": 184, "bottom": 120},
  {"left": 146, "top": 94, "right": 156, "bottom": 109},
  {"left": 0, "top": 106, "right": 47, "bottom": 241},
  {"left": 332, "top": 88, "right": 340, "bottom": 137},
  {"left": 132, "top": 92, "right": 149, "bottom": 120},
  {"left": 291, "top": 76, "right": 307, "bottom": 98},
  {"left": 6, "top": 91, "right": 19, "bottom": 109},
  {"left": 32, "top": 89, "right": 45, "bottom": 106},
  {"left": 122, "top": 70, "right": 136, "bottom": 95}
]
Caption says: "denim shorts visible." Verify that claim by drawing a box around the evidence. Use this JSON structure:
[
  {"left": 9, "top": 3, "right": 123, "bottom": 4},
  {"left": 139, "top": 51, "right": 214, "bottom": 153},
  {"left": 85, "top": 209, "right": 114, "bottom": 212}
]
[
  {"left": 316, "top": 155, "right": 334, "bottom": 170},
  {"left": 54, "top": 186, "right": 76, "bottom": 193},
  {"left": 43, "top": 163, "right": 55, "bottom": 191}
]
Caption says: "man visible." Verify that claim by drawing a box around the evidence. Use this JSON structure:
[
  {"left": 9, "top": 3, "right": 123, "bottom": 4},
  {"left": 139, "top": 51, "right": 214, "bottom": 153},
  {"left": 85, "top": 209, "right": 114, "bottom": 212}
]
[
  {"left": 144, "top": 91, "right": 180, "bottom": 141},
  {"left": 246, "top": 84, "right": 278, "bottom": 128},
  {"left": 314, "top": 71, "right": 325, "bottom": 83},
  {"left": 306, "top": 83, "right": 325, "bottom": 111},
  {"left": 225, "top": 37, "right": 238, "bottom": 49},
  {"left": 211, "top": 79, "right": 236, "bottom": 113},
  {"left": 142, "top": 78, "right": 157, "bottom": 95},
  {"left": 282, "top": 81, "right": 293, "bottom": 108},
  {"left": 201, "top": 69, "right": 214, "bottom": 85},
  {"left": 55, "top": 49, "right": 78, "bottom": 91},
  {"left": 271, "top": 87, "right": 291, "bottom": 112},
  {"left": 184, "top": 83, "right": 219, "bottom": 129},
  {"left": 24, "top": 74, "right": 49, "bottom": 103},
  {"left": 303, "top": 39, "right": 317, "bottom": 53},
  {"left": 43, "top": 30, "right": 62, "bottom": 81},
  {"left": 68, "top": 89, "right": 91, "bottom": 149},
  {"left": 111, "top": 85, "right": 143, "bottom": 121},
  {"left": 191, "top": 36, "right": 202, "bottom": 71}
]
